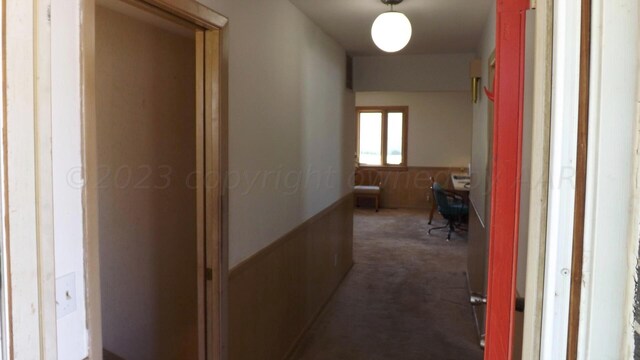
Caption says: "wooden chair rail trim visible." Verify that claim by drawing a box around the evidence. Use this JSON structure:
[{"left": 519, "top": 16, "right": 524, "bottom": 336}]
[{"left": 229, "top": 192, "right": 354, "bottom": 279}]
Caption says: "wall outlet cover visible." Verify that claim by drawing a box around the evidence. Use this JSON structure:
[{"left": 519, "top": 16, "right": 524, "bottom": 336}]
[{"left": 56, "top": 272, "right": 77, "bottom": 319}]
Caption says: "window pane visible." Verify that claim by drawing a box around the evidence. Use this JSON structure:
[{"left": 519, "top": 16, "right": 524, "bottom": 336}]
[
  {"left": 358, "top": 112, "right": 383, "bottom": 165},
  {"left": 386, "top": 112, "right": 404, "bottom": 165}
]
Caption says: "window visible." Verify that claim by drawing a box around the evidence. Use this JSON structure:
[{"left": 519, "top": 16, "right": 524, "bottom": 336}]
[{"left": 356, "top": 107, "right": 408, "bottom": 168}]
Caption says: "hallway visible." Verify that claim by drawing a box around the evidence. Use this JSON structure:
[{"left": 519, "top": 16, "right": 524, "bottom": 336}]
[{"left": 290, "top": 209, "right": 483, "bottom": 360}]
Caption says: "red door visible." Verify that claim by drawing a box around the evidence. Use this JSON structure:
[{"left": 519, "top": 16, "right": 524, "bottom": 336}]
[{"left": 485, "top": 0, "right": 530, "bottom": 359}]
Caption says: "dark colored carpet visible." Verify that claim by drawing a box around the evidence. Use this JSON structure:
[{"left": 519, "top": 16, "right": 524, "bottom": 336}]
[{"left": 289, "top": 209, "right": 483, "bottom": 360}]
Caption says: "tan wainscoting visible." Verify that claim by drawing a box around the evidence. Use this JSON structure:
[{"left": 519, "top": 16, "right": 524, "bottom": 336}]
[
  {"left": 356, "top": 166, "right": 467, "bottom": 209},
  {"left": 229, "top": 194, "right": 354, "bottom": 360}
]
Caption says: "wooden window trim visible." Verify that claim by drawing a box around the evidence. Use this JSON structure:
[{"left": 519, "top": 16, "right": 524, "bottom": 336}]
[{"left": 356, "top": 106, "right": 409, "bottom": 169}]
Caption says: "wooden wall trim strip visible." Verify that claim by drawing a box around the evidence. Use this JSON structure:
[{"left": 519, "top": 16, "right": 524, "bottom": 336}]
[
  {"left": 204, "top": 28, "right": 224, "bottom": 360},
  {"left": 195, "top": 29, "right": 206, "bottom": 360},
  {"left": 470, "top": 198, "right": 486, "bottom": 229},
  {"left": 567, "top": 0, "right": 592, "bottom": 358},
  {"left": 229, "top": 192, "right": 354, "bottom": 278},
  {"left": 219, "top": 25, "right": 231, "bottom": 360}
]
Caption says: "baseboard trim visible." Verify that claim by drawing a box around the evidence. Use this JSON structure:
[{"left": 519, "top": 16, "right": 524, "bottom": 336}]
[{"left": 230, "top": 192, "right": 354, "bottom": 279}]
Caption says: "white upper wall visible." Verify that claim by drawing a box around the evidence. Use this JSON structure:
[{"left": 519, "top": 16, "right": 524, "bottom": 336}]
[
  {"left": 353, "top": 53, "right": 476, "bottom": 92},
  {"left": 356, "top": 92, "right": 472, "bottom": 168},
  {"left": 198, "top": 0, "right": 355, "bottom": 268},
  {"left": 51, "top": 0, "right": 88, "bottom": 358},
  {"left": 470, "top": 3, "right": 496, "bottom": 224},
  {"left": 517, "top": 11, "right": 536, "bottom": 297},
  {"left": 351, "top": 52, "right": 476, "bottom": 169}
]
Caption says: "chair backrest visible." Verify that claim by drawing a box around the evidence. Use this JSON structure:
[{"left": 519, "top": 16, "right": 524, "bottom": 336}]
[
  {"left": 428, "top": 176, "right": 436, "bottom": 205},
  {"left": 432, "top": 182, "right": 453, "bottom": 213},
  {"left": 355, "top": 169, "right": 381, "bottom": 186}
]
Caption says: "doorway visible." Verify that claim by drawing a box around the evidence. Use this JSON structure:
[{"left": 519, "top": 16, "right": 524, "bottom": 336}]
[
  {"left": 82, "top": 0, "right": 228, "bottom": 358},
  {"left": 96, "top": 2, "right": 199, "bottom": 358}
]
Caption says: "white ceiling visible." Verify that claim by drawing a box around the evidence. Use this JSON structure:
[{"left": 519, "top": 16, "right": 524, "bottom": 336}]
[{"left": 290, "top": 0, "right": 493, "bottom": 56}]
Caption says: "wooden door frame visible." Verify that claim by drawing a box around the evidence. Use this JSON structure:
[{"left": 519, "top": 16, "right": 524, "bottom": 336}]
[
  {"left": 520, "top": 1, "right": 554, "bottom": 359},
  {"left": 2, "top": 0, "right": 59, "bottom": 358},
  {"left": 80, "top": 1, "right": 229, "bottom": 359}
]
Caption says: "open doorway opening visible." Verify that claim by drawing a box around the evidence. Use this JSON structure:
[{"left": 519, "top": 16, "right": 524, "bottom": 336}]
[
  {"left": 347, "top": 93, "right": 481, "bottom": 359},
  {"left": 294, "top": 69, "right": 482, "bottom": 358},
  {"left": 84, "top": 0, "right": 228, "bottom": 358},
  {"left": 95, "top": 2, "right": 200, "bottom": 358}
]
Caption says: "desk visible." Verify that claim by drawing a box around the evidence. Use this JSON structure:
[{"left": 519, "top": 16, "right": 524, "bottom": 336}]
[
  {"left": 428, "top": 173, "right": 471, "bottom": 225},
  {"left": 450, "top": 173, "right": 471, "bottom": 230},
  {"left": 451, "top": 172, "right": 471, "bottom": 192}
]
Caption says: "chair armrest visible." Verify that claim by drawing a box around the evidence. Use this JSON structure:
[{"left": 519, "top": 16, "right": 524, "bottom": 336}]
[{"left": 442, "top": 189, "right": 463, "bottom": 201}]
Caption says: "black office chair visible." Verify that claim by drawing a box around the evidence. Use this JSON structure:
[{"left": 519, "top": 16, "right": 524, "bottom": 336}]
[{"left": 428, "top": 182, "right": 469, "bottom": 240}]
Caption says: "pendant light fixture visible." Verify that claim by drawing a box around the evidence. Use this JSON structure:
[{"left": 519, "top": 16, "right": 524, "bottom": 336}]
[{"left": 371, "top": 0, "right": 412, "bottom": 53}]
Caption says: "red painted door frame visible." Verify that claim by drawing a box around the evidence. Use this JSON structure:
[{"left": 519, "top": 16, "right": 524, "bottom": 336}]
[{"left": 485, "top": 0, "right": 530, "bottom": 359}]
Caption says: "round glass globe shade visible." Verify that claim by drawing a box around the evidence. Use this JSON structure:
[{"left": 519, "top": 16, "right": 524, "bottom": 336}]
[{"left": 371, "top": 11, "right": 412, "bottom": 53}]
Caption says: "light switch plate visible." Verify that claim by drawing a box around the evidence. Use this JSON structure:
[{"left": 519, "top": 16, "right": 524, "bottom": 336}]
[{"left": 56, "top": 272, "right": 77, "bottom": 319}]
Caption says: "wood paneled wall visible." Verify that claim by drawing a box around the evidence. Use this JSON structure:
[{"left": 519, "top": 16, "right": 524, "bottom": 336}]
[
  {"left": 356, "top": 167, "right": 467, "bottom": 209},
  {"left": 229, "top": 194, "right": 354, "bottom": 360}
]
